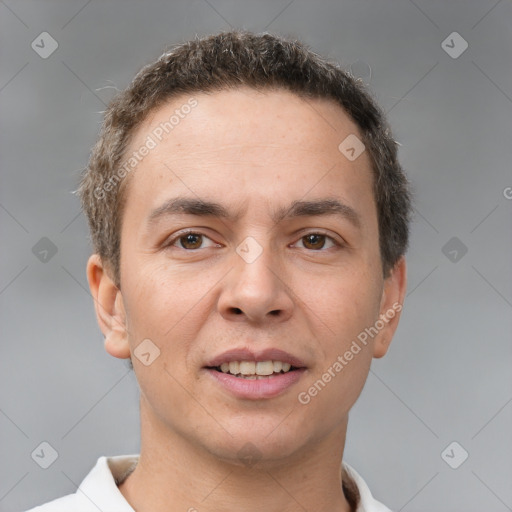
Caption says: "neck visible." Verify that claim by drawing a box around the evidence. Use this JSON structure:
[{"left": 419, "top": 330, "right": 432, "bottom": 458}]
[{"left": 119, "top": 399, "right": 355, "bottom": 512}]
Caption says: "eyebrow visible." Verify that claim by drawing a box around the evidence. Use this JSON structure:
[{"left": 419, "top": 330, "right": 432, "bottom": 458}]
[{"left": 147, "top": 196, "right": 361, "bottom": 228}]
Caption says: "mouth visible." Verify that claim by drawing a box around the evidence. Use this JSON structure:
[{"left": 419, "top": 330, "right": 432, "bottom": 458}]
[
  {"left": 207, "top": 360, "right": 300, "bottom": 379},
  {"left": 204, "top": 348, "right": 307, "bottom": 399}
]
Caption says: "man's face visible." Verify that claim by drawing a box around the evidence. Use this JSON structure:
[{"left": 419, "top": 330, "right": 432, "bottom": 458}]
[{"left": 104, "top": 88, "right": 403, "bottom": 464}]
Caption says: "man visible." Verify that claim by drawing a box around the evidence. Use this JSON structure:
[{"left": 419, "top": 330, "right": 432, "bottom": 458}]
[{"left": 28, "top": 30, "right": 410, "bottom": 512}]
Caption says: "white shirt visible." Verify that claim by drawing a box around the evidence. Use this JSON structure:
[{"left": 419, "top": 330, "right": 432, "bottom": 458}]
[{"left": 26, "top": 455, "right": 392, "bottom": 512}]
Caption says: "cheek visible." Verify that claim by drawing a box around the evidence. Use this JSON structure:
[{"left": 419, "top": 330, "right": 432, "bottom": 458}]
[
  {"left": 303, "top": 268, "right": 382, "bottom": 339},
  {"left": 122, "top": 267, "right": 205, "bottom": 408},
  {"left": 296, "top": 277, "right": 378, "bottom": 422},
  {"left": 122, "top": 259, "right": 205, "bottom": 336},
  {"left": 121, "top": 259, "right": 224, "bottom": 385}
]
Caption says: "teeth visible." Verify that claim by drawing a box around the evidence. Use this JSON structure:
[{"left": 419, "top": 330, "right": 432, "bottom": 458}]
[
  {"left": 241, "top": 375, "right": 270, "bottom": 380},
  {"left": 256, "top": 361, "right": 274, "bottom": 375},
  {"left": 217, "top": 360, "right": 295, "bottom": 377},
  {"left": 239, "top": 361, "right": 256, "bottom": 375}
]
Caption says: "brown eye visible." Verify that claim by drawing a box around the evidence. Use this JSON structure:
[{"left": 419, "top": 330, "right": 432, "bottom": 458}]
[
  {"left": 302, "top": 234, "right": 327, "bottom": 250},
  {"left": 165, "top": 230, "right": 220, "bottom": 252},
  {"left": 178, "top": 233, "right": 204, "bottom": 249},
  {"left": 294, "top": 233, "right": 339, "bottom": 251}
]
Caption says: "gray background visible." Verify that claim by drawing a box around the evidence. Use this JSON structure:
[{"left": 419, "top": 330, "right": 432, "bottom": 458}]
[{"left": 1, "top": 1, "right": 511, "bottom": 511}]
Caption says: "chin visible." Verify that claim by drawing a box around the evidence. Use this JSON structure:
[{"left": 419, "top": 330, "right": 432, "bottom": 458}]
[{"left": 198, "top": 421, "right": 315, "bottom": 468}]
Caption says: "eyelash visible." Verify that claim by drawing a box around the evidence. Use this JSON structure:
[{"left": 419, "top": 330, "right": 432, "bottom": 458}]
[{"left": 165, "top": 229, "right": 342, "bottom": 252}]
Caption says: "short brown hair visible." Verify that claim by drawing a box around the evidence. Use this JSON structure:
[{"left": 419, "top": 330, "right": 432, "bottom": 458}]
[{"left": 79, "top": 30, "right": 411, "bottom": 286}]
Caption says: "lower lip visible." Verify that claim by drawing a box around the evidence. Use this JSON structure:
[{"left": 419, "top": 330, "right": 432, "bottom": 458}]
[{"left": 206, "top": 368, "right": 306, "bottom": 400}]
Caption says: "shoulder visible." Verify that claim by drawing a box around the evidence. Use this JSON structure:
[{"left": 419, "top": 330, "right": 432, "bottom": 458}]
[
  {"left": 25, "top": 492, "right": 94, "bottom": 512},
  {"left": 25, "top": 455, "right": 139, "bottom": 512}
]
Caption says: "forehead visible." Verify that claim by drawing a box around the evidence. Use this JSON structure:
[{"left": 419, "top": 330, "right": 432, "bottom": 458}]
[
  {"left": 135, "top": 87, "right": 364, "bottom": 156},
  {"left": 121, "top": 87, "right": 375, "bottom": 219}
]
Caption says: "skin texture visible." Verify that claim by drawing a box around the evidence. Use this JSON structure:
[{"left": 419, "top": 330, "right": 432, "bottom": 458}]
[{"left": 87, "top": 87, "right": 407, "bottom": 512}]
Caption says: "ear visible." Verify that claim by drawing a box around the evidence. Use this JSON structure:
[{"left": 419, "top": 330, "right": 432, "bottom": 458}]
[
  {"left": 86, "top": 254, "right": 131, "bottom": 359},
  {"left": 373, "top": 256, "right": 407, "bottom": 359}
]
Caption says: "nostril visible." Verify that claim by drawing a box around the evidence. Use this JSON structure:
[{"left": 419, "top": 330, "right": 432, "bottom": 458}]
[{"left": 231, "top": 307, "right": 243, "bottom": 315}]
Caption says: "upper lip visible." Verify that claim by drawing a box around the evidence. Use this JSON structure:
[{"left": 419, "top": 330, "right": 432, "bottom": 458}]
[{"left": 205, "top": 348, "right": 307, "bottom": 368}]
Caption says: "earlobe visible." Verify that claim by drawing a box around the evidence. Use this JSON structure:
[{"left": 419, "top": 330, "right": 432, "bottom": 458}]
[
  {"left": 104, "top": 326, "right": 132, "bottom": 359},
  {"left": 86, "top": 254, "right": 131, "bottom": 360},
  {"left": 373, "top": 257, "right": 407, "bottom": 359}
]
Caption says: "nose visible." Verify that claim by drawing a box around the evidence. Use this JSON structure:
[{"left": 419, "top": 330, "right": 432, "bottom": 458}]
[{"left": 217, "top": 240, "right": 294, "bottom": 325}]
